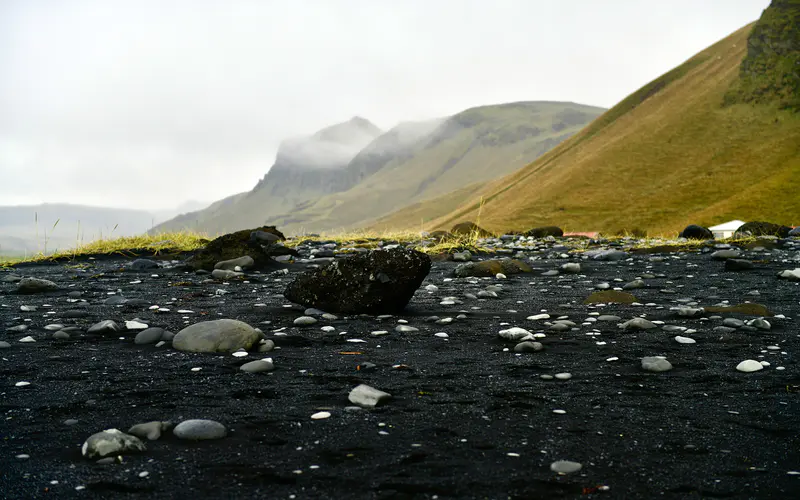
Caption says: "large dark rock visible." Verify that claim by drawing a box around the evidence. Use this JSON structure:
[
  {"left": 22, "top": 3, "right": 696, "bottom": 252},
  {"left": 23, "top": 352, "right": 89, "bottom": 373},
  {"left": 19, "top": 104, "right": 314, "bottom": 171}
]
[
  {"left": 283, "top": 247, "right": 431, "bottom": 314},
  {"left": 450, "top": 222, "right": 494, "bottom": 238},
  {"left": 733, "top": 221, "right": 792, "bottom": 238},
  {"left": 185, "top": 226, "right": 295, "bottom": 271},
  {"left": 679, "top": 224, "right": 713, "bottom": 240},
  {"left": 524, "top": 226, "right": 564, "bottom": 238}
]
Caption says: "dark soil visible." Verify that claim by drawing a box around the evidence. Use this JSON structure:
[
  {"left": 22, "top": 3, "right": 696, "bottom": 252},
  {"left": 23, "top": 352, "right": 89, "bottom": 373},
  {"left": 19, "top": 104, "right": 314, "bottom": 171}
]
[{"left": 2, "top": 247, "right": 799, "bottom": 499}]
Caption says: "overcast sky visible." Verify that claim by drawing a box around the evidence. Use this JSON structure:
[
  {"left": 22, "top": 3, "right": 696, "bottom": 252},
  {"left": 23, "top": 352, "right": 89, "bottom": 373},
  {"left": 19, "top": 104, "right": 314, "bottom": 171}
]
[{"left": 0, "top": 0, "right": 769, "bottom": 211}]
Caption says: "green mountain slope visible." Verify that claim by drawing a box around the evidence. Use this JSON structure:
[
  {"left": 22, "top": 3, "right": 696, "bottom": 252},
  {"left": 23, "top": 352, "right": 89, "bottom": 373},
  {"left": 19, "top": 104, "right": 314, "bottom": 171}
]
[
  {"left": 265, "top": 101, "right": 604, "bottom": 234},
  {"left": 372, "top": 7, "right": 800, "bottom": 235}
]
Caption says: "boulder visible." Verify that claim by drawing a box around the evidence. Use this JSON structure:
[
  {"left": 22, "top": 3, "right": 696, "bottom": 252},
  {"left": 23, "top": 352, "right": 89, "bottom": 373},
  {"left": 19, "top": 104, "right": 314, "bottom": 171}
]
[
  {"left": 173, "top": 319, "right": 260, "bottom": 353},
  {"left": 450, "top": 221, "right": 494, "bottom": 238},
  {"left": 283, "top": 247, "right": 431, "bottom": 314},
  {"left": 185, "top": 226, "right": 294, "bottom": 271},
  {"left": 679, "top": 224, "right": 713, "bottom": 240},
  {"left": 524, "top": 226, "right": 564, "bottom": 238},
  {"left": 453, "top": 259, "right": 532, "bottom": 278},
  {"left": 734, "top": 221, "right": 792, "bottom": 238}
]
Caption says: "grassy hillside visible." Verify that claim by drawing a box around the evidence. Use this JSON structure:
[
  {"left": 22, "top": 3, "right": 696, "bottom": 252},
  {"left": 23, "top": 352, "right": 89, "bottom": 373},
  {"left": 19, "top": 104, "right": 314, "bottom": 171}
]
[
  {"left": 372, "top": 20, "right": 800, "bottom": 235},
  {"left": 265, "top": 101, "right": 604, "bottom": 234}
]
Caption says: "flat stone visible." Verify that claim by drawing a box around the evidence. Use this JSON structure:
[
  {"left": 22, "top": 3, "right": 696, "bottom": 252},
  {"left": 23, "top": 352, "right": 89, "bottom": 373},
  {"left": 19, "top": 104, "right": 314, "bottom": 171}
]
[
  {"left": 214, "top": 255, "right": 254, "bottom": 271},
  {"left": 513, "top": 341, "right": 543, "bottom": 352},
  {"left": 240, "top": 358, "right": 275, "bottom": 373},
  {"left": 17, "top": 277, "right": 59, "bottom": 294},
  {"left": 736, "top": 359, "right": 764, "bottom": 373},
  {"left": 211, "top": 269, "right": 244, "bottom": 280},
  {"left": 550, "top": 460, "right": 582, "bottom": 474},
  {"left": 348, "top": 384, "right": 392, "bottom": 408},
  {"left": 173, "top": 419, "right": 227, "bottom": 440},
  {"left": 87, "top": 320, "right": 121, "bottom": 334},
  {"left": 642, "top": 356, "right": 673, "bottom": 372}
]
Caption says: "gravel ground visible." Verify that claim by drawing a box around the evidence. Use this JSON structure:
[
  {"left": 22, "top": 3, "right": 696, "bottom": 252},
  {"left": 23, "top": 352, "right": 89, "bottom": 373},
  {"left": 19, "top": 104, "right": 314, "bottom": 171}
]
[{"left": 2, "top": 238, "right": 799, "bottom": 499}]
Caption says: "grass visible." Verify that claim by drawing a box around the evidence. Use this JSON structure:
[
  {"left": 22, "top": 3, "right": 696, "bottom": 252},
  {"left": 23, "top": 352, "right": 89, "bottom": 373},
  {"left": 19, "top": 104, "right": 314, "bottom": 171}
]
[
  {"left": 0, "top": 231, "right": 209, "bottom": 267},
  {"left": 369, "top": 20, "right": 800, "bottom": 236}
]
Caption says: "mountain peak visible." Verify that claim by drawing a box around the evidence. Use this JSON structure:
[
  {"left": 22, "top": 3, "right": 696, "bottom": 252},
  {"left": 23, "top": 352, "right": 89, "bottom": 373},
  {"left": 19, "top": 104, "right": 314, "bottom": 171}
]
[{"left": 275, "top": 117, "right": 383, "bottom": 171}]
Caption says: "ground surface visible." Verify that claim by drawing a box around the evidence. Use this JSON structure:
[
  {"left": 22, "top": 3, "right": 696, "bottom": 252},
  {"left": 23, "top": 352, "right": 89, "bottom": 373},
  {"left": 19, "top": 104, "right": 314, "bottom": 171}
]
[{"left": 1, "top": 237, "right": 799, "bottom": 499}]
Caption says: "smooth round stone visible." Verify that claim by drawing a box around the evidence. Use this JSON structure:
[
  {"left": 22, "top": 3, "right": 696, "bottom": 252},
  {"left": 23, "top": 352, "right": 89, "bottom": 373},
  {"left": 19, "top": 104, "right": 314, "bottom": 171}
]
[
  {"left": 240, "top": 359, "right": 275, "bottom": 373},
  {"left": 395, "top": 325, "right": 419, "bottom": 333},
  {"left": 561, "top": 263, "right": 581, "bottom": 273},
  {"left": 293, "top": 316, "right": 317, "bottom": 326},
  {"left": 527, "top": 314, "right": 550, "bottom": 320},
  {"left": 214, "top": 255, "right": 254, "bottom": 271},
  {"left": 311, "top": 411, "right": 331, "bottom": 420},
  {"left": 675, "top": 336, "right": 696, "bottom": 344},
  {"left": 211, "top": 269, "right": 244, "bottom": 280},
  {"left": 596, "top": 315, "right": 621, "bottom": 322},
  {"left": 642, "top": 356, "right": 672, "bottom": 372},
  {"left": 258, "top": 339, "right": 275, "bottom": 352},
  {"left": 748, "top": 318, "right": 771, "bottom": 331},
  {"left": 130, "top": 259, "right": 160, "bottom": 270},
  {"left": 554, "top": 372, "right": 572, "bottom": 380},
  {"left": 127, "top": 421, "right": 173, "bottom": 441},
  {"left": 125, "top": 320, "right": 149, "bottom": 330},
  {"left": 17, "top": 277, "right": 59, "bottom": 293},
  {"left": 20, "top": 305, "right": 37, "bottom": 312},
  {"left": 173, "top": 419, "right": 227, "bottom": 440},
  {"left": 19, "top": 336, "right": 36, "bottom": 343},
  {"left": 44, "top": 324, "right": 64, "bottom": 331},
  {"left": 736, "top": 359, "right": 764, "bottom": 373},
  {"left": 0, "top": 341, "right": 12, "bottom": 349},
  {"left": 434, "top": 332, "right": 449, "bottom": 338},
  {"left": 514, "top": 341, "right": 543, "bottom": 353},
  {"left": 104, "top": 295, "right": 128, "bottom": 306},
  {"left": 134, "top": 328, "right": 165, "bottom": 345},
  {"left": 551, "top": 460, "right": 582, "bottom": 474},
  {"left": 173, "top": 319, "right": 259, "bottom": 353},
  {"left": 52, "top": 331, "right": 70, "bottom": 340}
]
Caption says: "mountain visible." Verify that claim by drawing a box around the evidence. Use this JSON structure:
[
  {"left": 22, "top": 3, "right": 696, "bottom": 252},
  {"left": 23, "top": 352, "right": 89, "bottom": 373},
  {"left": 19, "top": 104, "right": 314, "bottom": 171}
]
[
  {"left": 371, "top": 5, "right": 800, "bottom": 235},
  {"left": 0, "top": 203, "right": 156, "bottom": 256},
  {"left": 264, "top": 101, "right": 604, "bottom": 234},
  {"left": 151, "top": 117, "right": 383, "bottom": 235}
]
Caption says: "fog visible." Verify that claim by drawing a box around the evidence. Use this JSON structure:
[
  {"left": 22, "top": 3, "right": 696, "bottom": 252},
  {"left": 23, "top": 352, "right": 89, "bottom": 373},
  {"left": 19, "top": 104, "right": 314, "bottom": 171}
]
[{"left": 0, "top": 0, "right": 770, "bottom": 210}]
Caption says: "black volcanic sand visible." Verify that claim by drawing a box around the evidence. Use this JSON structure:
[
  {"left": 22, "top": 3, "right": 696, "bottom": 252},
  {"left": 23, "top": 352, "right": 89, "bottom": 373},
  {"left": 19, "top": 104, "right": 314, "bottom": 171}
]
[{"left": 1, "top": 243, "right": 799, "bottom": 499}]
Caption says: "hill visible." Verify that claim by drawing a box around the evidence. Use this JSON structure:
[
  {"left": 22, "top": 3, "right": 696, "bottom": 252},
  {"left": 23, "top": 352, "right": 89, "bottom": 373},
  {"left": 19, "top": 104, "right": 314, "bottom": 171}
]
[
  {"left": 264, "top": 101, "right": 604, "bottom": 234},
  {"left": 371, "top": 8, "right": 800, "bottom": 235},
  {"left": 151, "top": 117, "right": 384, "bottom": 235}
]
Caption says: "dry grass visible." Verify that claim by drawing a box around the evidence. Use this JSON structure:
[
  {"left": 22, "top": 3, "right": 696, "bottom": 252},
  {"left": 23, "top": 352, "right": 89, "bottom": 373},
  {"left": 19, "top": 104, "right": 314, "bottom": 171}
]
[
  {"left": 0, "top": 232, "right": 209, "bottom": 267},
  {"left": 370, "top": 23, "right": 800, "bottom": 236}
]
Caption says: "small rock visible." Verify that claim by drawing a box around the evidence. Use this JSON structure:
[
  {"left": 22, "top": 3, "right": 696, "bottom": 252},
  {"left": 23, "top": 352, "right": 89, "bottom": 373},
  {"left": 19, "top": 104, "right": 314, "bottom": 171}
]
[
  {"left": 348, "top": 384, "right": 392, "bottom": 408},
  {"left": 127, "top": 421, "right": 173, "bottom": 441},
  {"left": 641, "top": 356, "right": 672, "bottom": 372},
  {"left": 173, "top": 419, "right": 227, "bottom": 440}
]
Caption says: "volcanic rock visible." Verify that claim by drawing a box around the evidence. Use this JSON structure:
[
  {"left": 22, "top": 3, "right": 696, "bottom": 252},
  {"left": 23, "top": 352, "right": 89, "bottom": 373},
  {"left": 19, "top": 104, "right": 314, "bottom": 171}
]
[
  {"left": 185, "top": 226, "right": 294, "bottom": 271},
  {"left": 524, "top": 226, "right": 564, "bottom": 238},
  {"left": 283, "top": 247, "right": 431, "bottom": 314},
  {"left": 679, "top": 224, "right": 713, "bottom": 239}
]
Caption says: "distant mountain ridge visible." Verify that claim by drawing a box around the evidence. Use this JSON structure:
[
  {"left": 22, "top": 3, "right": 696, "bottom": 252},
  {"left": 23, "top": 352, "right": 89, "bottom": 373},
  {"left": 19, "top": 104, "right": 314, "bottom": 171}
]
[{"left": 153, "top": 101, "right": 604, "bottom": 235}]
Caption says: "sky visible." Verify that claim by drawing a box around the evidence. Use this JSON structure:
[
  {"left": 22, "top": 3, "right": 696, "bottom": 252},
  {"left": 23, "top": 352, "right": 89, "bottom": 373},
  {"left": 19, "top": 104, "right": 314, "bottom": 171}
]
[{"left": 0, "top": 0, "right": 770, "bottom": 212}]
